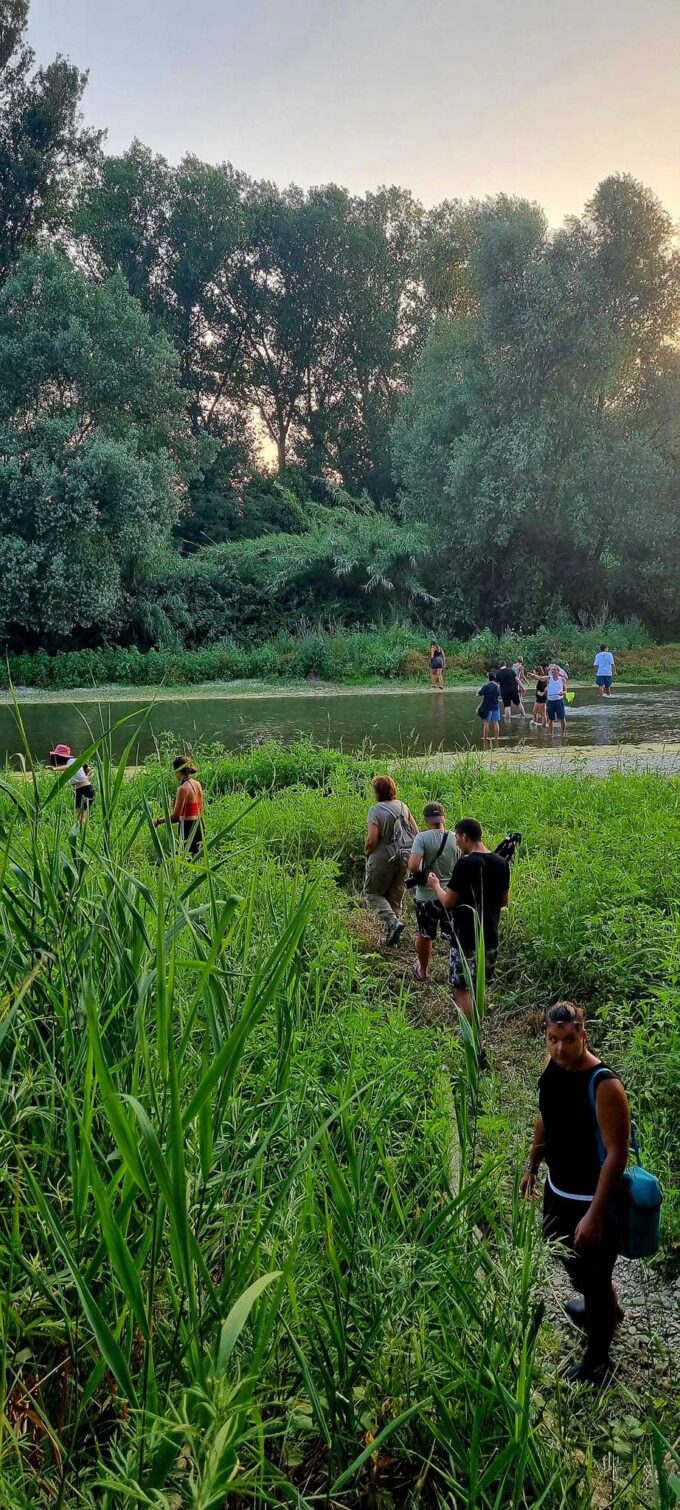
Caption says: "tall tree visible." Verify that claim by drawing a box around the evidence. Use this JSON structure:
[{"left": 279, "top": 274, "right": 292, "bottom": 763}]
[
  {"left": 394, "top": 182, "right": 680, "bottom": 630},
  {"left": 0, "top": 250, "right": 186, "bottom": 646},
  {"left": 0, "top": 0, "right": 101, "bottom": 275}
]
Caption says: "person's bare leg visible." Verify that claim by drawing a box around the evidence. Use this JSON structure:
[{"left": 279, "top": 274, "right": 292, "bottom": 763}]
[
  {"left": 494, "top": 721, "right": 500, "bottom": 744},
  {"left": 453, "top": 985, "right": 472, "bottom": 1022},
  {"left": 482, "top": 721, "right": 489, "bottom": 744},
  {"left": 415, "top": 935, "right": 432, "bottom": 978}
]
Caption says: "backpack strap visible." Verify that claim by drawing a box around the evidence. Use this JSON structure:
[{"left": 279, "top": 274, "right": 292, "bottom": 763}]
[
  {"left": 589, "top": 1066, "right": 639, "bottom": 1166},
  {"left": 588, "top": 1066, "right": 612, "bottom": 1166}
]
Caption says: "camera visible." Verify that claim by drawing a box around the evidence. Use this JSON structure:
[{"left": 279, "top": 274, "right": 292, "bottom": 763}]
[{"left": 404, "top": 868, "right": 428, "bottom": 890}]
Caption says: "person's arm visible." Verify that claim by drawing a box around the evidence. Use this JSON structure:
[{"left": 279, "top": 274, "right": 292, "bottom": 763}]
[
  {"left": 407, "top": 836, "right": 425, "bottom": 874},
  {"left": 429, "top": 876, "right": 458, "bottom": 909},
  {"left": 574, "top": 1079, "right": 630, "bottom": 1248},
  {"left": 154, "top": 786, "right": 186, "bottom": 828},
  {"left": 610, "top": 659, "right": 616, "bottom": 675},
  {"left": 500, "top": 888, "right": 509, "bottom": 909},
  {"left": 520, "top": 1113, "right": 546, "bottom": 1197},
  {"left": 365, "top": 820, "right": 380, "bottom": 856}
]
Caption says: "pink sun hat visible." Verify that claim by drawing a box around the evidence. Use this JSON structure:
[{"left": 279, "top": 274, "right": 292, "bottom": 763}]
[{"left": 49, "top": 743, "right": 72, "bottom": 758}]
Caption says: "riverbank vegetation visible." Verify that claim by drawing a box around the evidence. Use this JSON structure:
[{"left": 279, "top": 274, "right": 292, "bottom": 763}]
[
  {"left": 0, "top": 738, "right": 677, "bottom": 1504},
  {"left": 0, "top": 4, "right": 679, "bottom": 665},
  {"left": 4, "top": 623, "right": 679, "bottom": 693}
]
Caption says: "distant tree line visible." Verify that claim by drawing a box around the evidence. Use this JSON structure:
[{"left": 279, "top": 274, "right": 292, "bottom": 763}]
[{"left": 0, "top": 0, "right": 678, "bottom": 651}]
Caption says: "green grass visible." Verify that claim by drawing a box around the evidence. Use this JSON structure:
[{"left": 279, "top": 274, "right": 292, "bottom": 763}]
[
  {"left": 4, "top": 620, "right": 678, "bottom": 692},
  {"left": 0, "top": 733, "right": 677, "bottom": 1505}
]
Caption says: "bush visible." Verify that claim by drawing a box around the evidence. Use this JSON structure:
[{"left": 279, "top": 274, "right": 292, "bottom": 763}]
[{"left": 1, "top": 622, "right": 673, "bottom": 691}]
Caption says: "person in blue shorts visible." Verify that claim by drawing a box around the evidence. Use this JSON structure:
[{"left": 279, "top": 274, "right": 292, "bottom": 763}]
[
  {"left": 546, "top": 665, "right": 567, "bottom": 736},
  {"left": 593, "top": 644, "right": 616, "bottom": 696},
  {"left": 477, "top": 671, "right": 501, "bottom": 744}
]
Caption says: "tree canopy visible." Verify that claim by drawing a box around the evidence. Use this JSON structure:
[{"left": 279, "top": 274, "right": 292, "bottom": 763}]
[{"left": 0, "top": 1, "right": 678, "bottom": 651}]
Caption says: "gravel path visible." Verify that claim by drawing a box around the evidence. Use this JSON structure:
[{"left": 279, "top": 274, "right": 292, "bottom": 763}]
[{"left": 407, "top": 742, "right": 680, "bottom": 778}]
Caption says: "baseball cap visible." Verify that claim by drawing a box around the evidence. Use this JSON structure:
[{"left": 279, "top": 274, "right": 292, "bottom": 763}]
[{"left": 423, "top": 801, "right": 445, "bottom": 820}]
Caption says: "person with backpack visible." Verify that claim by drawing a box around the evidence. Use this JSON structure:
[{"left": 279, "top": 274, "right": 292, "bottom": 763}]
[
  {"left": 476, "top": 672, "right": 501, "bottom": 744},
  {"left": 407, "top": 802, "right": 459, "bottom": 981},
  {"left": 520, "top": 1001, "right": 631, "bottom": 1384},
  {"left": 427, "top": 817, "right": 511, "bottom": 1022},
  {"left": 364, "top": 775, "right": 419, "bottom": 946}
]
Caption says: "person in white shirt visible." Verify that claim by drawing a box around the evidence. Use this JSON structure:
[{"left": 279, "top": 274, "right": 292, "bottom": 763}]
[
  {"left": 546, "top": 665, "right": 567, "bottom": 737},
  {"left": 49, "top": 742, "right": 96, "bottom": 820},
  {"left": 593, "top": 645, "right": 616, "bottom": 697}
]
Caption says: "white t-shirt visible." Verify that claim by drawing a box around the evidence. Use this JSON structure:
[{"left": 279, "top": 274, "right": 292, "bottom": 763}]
[
  {"left": 547, "top": 674, "right": 565, "bottom": 699},
  {"left": 66, "top": 758, "right": 89, "bottom": 787},
  {"left": 594, "top": 651, "right": 614, "bottom": 676}
]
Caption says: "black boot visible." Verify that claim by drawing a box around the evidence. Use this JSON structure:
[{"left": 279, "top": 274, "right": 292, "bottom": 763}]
[
  {"left": 564, "top": 1297, "right": 624, "bottom": 1330},
  {"left": 563, "top": 1354, "right": 613, "bottom": 1386}
]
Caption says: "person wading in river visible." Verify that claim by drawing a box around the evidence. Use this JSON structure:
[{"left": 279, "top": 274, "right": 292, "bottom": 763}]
[
  {"left": 428, "top": 642, "right": 446, "bottom": 689},
  {"left": 153, "top": 756, "right": 204, "bottom": 856},
  {"left": 364, "top": 775, "right": 418, "bottom": 947},
  {"left": 521, "top": 1001, "right": 630, "bottom": 1385}
]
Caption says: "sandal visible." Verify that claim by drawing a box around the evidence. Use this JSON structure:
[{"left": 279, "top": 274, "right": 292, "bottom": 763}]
[{"left": 411, "top": 961, "right": 426, "bottom": 982}]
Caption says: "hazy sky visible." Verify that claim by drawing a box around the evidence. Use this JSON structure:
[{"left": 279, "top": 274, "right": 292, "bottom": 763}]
[{"left": 28, "top": 0, "right": 680, "bottom": 226}]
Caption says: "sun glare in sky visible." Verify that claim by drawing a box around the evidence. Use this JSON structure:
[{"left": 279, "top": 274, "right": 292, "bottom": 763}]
[{"left": 27, "top": 0, "right": 680, "bottom": 227}]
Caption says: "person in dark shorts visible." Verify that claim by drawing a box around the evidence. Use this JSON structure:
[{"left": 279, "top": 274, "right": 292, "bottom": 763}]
[
  {"left": 49, "top": 743, "right": 96, "bottom": 822},
  {"left": 521, "top": 1001, "right": 630, "bottom": 1385},
  {"left": 154, "top": 755, "right": 204, "bottom": 855},
  {"left": 476, "top": 672, "right": 501, "bottom": 744},
  {"left": 495, "top": 662, "right": 521, "bottom": 722},
  {"left": 407, "top": 802, "right": 459, "bottom": 981},
  {"left": 531, "top": 666, "right": 548, "bottom": 728},
  {"left": 429, "top": 642, "right": 446, "bottom": 689},
  {"left": 428, "top": 817, "right": 510, "bottom": 1022},
  {"left": 593, "top": 645, "right": 616, "bottom": 696}
]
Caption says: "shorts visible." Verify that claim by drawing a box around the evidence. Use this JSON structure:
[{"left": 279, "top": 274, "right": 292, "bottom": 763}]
[
  {"left": 430, "top": 658, "right": 444, "bottom": 671},
  {"left": 179, "top": 819, "right": 202, "bottom": 855},
  {"left": 415, "top": 899, "right": 454, "bottom": 941},
  {"left": 74, "top": 784, "right": 95, "bottom": 810},
  {"left": 596, "top": 675, "right": 612, "bottom": 688},
  {"left": 448, "top": 942, "right": 498, "bottom": 990},
  {"left": 501, "top": 692, "right": 520, "bottom": 708},
  {"left": 546, "top": 698, "right": 565, "bottom": 721},
  {"left": 482, "top": 708, "right": 500, "bottom": 723},
  {"left": 534, "top": 693, "right": 547, "bottom": 705}
]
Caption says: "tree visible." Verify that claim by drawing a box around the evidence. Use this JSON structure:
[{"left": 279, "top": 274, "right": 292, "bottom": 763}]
[
  {"left": 0, "top": 0, "right": 101, "bottom": 275},
  {"left": 395, "top": 181, "right": 680, "bottom": 630},
  {"left": 0, "top": 250, "right": 187, "bottom": 646}
]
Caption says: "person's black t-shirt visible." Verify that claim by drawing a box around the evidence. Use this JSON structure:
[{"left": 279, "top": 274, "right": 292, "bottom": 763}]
[
  {"left": 496, "top": 666, "right": 519, "bottom": 697},
  {"left": 446, "top": 851, "right": 510, "bottom": 953},
  {"left": 477, "top": 680, "right": 500, "bottom": 713}
]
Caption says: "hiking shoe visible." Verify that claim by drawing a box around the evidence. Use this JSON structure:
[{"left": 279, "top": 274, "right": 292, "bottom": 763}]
[
  {"left": 564, "top": 1298, "right": 625, "bottom": 1330},
  {"left": 562, "top": 1356, "right": 613, "bottom": 1387},
  {"left": 385, "top": 920, "right": 405, "bottom": 947}
]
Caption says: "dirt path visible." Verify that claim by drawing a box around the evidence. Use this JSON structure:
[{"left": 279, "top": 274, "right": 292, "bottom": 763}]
[{"left": 348, "top": 904, "right": 679, "bottom": 1419}]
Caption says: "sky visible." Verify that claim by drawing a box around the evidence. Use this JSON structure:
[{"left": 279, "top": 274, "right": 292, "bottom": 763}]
[{"left": 27, "top": 0, "right": 680, "bottom": 228}]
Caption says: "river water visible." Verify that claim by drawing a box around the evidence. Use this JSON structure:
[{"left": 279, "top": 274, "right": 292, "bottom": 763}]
[{"left": 0, "top": 684, "right": 678, "bottom": 766}]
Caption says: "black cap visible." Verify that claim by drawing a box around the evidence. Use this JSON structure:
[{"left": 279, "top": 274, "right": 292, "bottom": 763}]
[{"left": 423, "top": 801, "right": 445, "bottom": 820}]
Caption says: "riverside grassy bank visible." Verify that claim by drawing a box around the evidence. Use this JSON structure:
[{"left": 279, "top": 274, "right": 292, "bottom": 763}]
[
  {"left": 3, "top": 625, "right": 680, "bottom": 694},
  {"left": 0, "top": 742, "right": 678, "bottom": 1506}
]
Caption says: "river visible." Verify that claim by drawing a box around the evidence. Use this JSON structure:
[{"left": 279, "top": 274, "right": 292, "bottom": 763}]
[{"left": 1, "top": 684, "right": 678, "bottom": 766}]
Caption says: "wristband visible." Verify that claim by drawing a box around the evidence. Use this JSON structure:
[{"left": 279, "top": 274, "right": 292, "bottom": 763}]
[{"left": 523, "top": 1161, "right": 540, "bottom": 1175}]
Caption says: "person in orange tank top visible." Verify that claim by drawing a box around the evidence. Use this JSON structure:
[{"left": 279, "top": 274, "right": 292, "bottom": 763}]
[{"left": 153, "top": 755, "right": 204, "bottom": 855}]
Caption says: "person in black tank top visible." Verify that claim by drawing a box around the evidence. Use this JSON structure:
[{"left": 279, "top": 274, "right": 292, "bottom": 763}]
[{"left": 521, "top": 1002, "right": 630, "bottom": 1384}]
